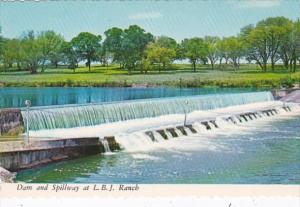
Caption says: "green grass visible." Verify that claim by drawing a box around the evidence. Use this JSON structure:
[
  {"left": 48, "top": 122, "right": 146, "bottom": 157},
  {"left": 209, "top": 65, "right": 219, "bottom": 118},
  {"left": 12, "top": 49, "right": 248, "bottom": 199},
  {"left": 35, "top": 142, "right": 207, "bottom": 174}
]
[{"left": 0, "top": 64, "right": 300, "bottom": 88}]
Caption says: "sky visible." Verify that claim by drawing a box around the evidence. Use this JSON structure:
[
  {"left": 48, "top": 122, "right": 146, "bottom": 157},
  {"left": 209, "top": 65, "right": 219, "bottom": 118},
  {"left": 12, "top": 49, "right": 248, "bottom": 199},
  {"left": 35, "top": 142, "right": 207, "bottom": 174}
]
[{"left": 0, "top": 0, "right": 299, "bottom": 41}]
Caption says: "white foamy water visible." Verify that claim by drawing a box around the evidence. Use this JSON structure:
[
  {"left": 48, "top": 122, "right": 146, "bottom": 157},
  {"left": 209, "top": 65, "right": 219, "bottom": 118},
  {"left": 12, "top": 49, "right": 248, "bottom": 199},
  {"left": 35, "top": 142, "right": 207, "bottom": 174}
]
[
  {"left": 99, "top": 138, "right": 111, "bottom": 153},
  {"left": 26, "top": 100, "right": 300, "bottom": 154},
  {"left": 29, "top": 101, "right": 286, "bottom": 138},
  {"left": 131, "top": 154, "right": 161, "bottom": 160}
]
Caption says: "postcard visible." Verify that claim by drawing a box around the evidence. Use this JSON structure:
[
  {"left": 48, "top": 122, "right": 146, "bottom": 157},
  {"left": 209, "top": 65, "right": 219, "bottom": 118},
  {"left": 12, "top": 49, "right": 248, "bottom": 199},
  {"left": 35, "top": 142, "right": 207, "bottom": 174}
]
[{"left": 0, "top": 0, "right": 299, "bottom": 206}]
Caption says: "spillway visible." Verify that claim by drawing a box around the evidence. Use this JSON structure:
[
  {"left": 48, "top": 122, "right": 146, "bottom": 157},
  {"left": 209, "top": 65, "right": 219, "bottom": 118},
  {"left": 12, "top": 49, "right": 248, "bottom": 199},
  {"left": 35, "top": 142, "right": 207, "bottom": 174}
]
[{"left": 22, "top": 91, "right": 274, "bottom": 131}]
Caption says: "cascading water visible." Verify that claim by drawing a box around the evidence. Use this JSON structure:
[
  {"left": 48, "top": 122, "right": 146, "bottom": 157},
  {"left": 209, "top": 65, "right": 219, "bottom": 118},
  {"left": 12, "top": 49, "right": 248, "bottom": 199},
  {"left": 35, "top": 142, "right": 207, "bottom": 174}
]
[
  {"left": 100, "top": 138, "right": 111, "bottom": 153},
  {"left": 164, "top": 130, "right": 174, "bottom": 138},
  {"left": 112, "top": 104, "right": 299, "bottom": 152},
  {"left": 152, "top": 131, "right": 165, "bottom": 142},
  {"left": 22, "top": 91, "right": 274, "bottom": 131}
]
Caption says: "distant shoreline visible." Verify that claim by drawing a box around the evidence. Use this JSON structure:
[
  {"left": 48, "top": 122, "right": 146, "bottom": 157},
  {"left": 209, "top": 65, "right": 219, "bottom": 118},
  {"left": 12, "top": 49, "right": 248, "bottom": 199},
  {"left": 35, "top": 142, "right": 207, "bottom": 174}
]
[
  {"left": 1, "top": 65, "right": 299, "bottom": 88},
  {"left": 0, "top": 78, "right": 298, "bottom": 88}
]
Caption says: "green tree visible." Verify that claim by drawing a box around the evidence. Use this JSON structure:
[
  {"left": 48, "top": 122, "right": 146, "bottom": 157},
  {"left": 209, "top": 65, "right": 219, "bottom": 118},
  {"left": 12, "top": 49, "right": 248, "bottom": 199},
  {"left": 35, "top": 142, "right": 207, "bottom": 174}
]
[
  {"left": 243, "top": 24, "right": 269, "bottom": 71},
  {"left": 61, "top": 41, "right": 80, "bottom": 71},
  {"left": 156, "top": 36, "right": 180, "bottom": 60},
  {"left": 0, "top": 26, "right": 3, "bottom": 65},
  {"left": 156, "top": 36, "right": 177, "bottom": 50},
  {"left": 38, "top": 30, "right": 65, "bottom": 72},
  {"left": 243, "top": 17, "right": 293, "bottom": 71},
  {"left": 0, "top": 37, "right": 5, "bottom": 68},
  {"left": 3, "top": 38, "right": 23, "bottom": 70},
  {"left": 71, "top": 32, "right": 101, "bottom": 71},
  {"left": 239, "top": 24, "right": 255, "bottom": 65},
  {"left": 181, "top": 38, "right": 207, "bottom": 72},
  {"left": 216, "top": 38, "right": 230, "bottom": 67},
  {"left": 204, "top": 36, "right": 220, "bottom": 69},
  {"left": 120, "top": 25, "right": 154, "bottom": 73},
  {"left": 279, "top": 19, "right": 300, "bottom": 72},
  {"left": 141, "top": 57, "right": 152, "bottom": 74},
  {"left": 145, "top": 42, "right": 176, "bottom": 72},
  {"left": 103, "top": 27, "right": 123, "bottom": 67},
  {"left": 21, "top": 31, "right": 42, "bottom": 74},
  {"left": 48, "top": 43, "right": 65, "bottom": 69},
  {"left": 96, "top": 45, "right": 109, "bottom": 67},
  {"left": 225, "top": 37, "right": 244, "bottom": 70},
  {"left": 296, "top": 20, "right": 300, "bottom": 69},
  {"left": 257, "top": 17, "right": 293, "bottom": 71},
  {"left": 292, "top": 19, "right": 300, "bottom": 71}
]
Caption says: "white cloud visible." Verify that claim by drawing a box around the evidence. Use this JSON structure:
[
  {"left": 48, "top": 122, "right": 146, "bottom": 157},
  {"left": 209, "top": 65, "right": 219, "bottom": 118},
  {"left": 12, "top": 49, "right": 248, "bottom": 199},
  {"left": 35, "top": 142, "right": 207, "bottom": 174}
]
[
  {"left": 228, "top": 0, "right": 282, "bottom": 9},
  {"left": 128, "top": 12, "right": 163, "bottom": 20}
]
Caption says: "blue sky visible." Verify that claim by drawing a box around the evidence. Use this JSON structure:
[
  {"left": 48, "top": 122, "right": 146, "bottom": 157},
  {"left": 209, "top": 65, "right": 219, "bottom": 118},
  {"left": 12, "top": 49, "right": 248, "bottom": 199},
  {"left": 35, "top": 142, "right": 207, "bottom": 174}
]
[{"left": 1, "top": 0, "right": 299, "bottom": 41}]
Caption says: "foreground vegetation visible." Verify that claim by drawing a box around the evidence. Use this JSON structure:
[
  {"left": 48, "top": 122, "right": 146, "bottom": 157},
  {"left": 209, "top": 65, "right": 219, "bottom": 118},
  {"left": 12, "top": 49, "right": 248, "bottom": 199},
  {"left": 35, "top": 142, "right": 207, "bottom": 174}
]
[{"left": 1, "top": 64, "right": 299, "bottom": 88}]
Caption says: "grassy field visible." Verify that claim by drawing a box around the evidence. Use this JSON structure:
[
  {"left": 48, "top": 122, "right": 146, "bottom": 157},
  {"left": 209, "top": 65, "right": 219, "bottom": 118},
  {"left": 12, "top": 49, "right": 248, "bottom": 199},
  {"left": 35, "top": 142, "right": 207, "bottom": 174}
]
[{"left": 0, "top": 64, "right": 300, "bottom": 88}]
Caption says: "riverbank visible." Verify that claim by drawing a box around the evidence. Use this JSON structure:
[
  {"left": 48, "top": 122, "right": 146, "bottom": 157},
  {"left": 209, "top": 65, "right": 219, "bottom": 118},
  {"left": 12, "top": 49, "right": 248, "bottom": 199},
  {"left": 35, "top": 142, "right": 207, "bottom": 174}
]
[{"left": 1, "top": 65, "right": 300, "bottom": 88}]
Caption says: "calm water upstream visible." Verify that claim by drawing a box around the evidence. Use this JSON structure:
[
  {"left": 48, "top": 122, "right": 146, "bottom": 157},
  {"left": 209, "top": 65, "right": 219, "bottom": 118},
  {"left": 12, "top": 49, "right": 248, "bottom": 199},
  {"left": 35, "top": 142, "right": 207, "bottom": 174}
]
[
  {"left": 16, "top": 115, "right": 300, "bottom": 184},
  {"left": 0, "top": 87, "right": 259, "bottom": 108}
]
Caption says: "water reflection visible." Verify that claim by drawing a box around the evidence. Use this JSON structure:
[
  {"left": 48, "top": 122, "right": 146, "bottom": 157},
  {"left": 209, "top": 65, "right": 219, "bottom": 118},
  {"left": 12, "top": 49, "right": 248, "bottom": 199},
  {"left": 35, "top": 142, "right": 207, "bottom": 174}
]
[
  {"left": 16, "top": 154, "right": 120, "bottom": 183},
  {"left": 0, "top": 87, "right": 258, "bottom": 108},
  {"left": 16, "top": 117, "right": 300, "bottom": 184}
]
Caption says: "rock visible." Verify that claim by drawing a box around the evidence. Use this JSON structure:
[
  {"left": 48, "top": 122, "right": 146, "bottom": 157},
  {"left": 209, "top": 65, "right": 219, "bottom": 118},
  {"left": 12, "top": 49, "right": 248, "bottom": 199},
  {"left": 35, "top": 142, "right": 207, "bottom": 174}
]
[
  {"left": 156, "top": 130, "right": 168, "bottom": 140},
  {"left": 104, "top": 136, "right": 121, "bottom": 151},
  {"left": 280, "top": 89, "right": 300, "bottom": 103},
  {"left": 166, "top": 128, "right": 179, "bottom": 137},
  {"left": 185, "top": 124, "right": 197, "bottom": 133},
  {"left": 176, "top": 126, "right": 187, "bottom": 136},
  {"left": 209, "top": 120, "right": 219, "bottom": 128},
  {"left": 0, "top": 108, "right": 24, "bottom": 136},
  {"left": 51, "top": 155, "right": 69, "bottom": 161},
  {"left": 293, "top": 84, "right": 300, "bottom": 89},
  {"left": 227, "top": 117, "right": 237, "bottom": 124},
  {"left": 0, "top": 166, "right": 15, "bottom": 183},
  {"left": 201, "top": 121, "right": 211, "bottom": 130},
  {"left": 145, "top": 131, "right": 156, "bottom": 142},
  {"left": 240, "top": 114, "right": 248, "bottom": 121}
]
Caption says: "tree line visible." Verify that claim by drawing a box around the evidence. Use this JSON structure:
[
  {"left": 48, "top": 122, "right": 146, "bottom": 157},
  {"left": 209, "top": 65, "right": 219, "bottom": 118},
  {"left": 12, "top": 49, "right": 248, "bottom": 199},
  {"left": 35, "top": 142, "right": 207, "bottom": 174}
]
[{"left": 0, "top": 16, "right": 299, "bottom": 74}]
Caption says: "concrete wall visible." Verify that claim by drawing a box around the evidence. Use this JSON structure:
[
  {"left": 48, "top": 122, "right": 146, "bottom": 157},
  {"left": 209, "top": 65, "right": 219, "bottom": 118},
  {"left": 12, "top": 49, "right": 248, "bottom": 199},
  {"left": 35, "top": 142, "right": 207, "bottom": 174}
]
[
  {"left": 0, "top": 108, "right": 24, "bottom": 136},
  {"left": 0, "top": 137, "right": 119, "bottom": 172}
]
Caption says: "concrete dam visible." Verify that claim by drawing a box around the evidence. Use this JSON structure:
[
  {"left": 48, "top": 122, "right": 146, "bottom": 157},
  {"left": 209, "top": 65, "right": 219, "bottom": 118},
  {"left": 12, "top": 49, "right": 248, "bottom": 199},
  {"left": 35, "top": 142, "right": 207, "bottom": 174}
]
[{"left": 0, "top": 91, "right": 299, "bottom": 182}]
